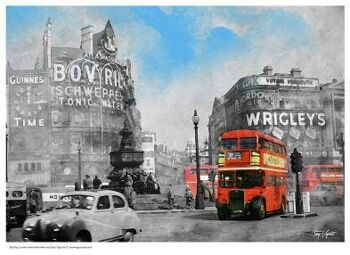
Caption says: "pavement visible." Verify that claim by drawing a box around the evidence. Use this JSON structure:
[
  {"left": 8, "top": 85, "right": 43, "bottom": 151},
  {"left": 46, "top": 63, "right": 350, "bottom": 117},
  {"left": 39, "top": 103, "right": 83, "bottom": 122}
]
[
  {"left": 7, "top": 205, "right": 344, "bottom": 242},
  {"left": 136, "top": 207, "right": 217, "bottom": 214}
]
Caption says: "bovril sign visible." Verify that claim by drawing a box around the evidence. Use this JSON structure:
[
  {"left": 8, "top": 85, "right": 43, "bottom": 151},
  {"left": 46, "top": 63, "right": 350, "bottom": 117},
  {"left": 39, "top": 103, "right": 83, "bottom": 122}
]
[{"left": 52, "top": 58, "right": 127, "bottom": 112}]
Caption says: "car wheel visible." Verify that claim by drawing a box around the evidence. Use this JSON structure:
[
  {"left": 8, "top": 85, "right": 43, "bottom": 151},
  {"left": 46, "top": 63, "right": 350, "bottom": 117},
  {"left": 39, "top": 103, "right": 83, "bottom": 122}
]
[
  {"left": 75, "top": 231, "right": 91, "bottom": 242},
  {"left": 121, "top": 231, "right": 135, "bottom": 242}
]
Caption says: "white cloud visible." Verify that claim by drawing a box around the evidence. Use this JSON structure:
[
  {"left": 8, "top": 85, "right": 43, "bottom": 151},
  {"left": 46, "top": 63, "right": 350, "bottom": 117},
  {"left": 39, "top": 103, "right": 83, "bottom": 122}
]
[
  {"left": 7, "top": 7, "right": 344, "bottom": 152},
  {"left": 138, "top": 7, "right": 344, "bottom": 150}
]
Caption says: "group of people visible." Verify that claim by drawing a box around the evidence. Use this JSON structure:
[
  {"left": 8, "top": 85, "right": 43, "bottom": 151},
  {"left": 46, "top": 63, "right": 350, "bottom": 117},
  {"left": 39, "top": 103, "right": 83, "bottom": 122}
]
[
  {"left": 167, "top": 184, "right": 194, "bottom": 210},
  {"left": 75, "top": 175, "right": 102, "bottom": 191}
]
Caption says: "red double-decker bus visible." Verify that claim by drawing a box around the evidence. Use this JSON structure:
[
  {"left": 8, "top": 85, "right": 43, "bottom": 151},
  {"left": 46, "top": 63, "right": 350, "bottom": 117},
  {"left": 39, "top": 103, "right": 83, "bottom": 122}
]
[
  {"left": 184, "top": 164, "right": 218, "bottom": 199},
  {"left": 216, "top": 130, "right": 288, "bottom": 220},
  {"left": 301, "top": 164, "right": 344, "bottom": 195}
]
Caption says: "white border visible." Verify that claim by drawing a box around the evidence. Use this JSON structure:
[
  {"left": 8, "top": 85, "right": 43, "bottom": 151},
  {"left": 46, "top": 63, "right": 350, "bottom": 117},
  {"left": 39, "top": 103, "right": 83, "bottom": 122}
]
[{"left": 1, "top": 1, "right": 349, "bottom": 255}]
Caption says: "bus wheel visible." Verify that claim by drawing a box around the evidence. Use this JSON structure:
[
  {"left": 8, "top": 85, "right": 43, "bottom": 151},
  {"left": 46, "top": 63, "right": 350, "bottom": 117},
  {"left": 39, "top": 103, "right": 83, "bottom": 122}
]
[
  {"left": 255, "top": 202, "right": 265, "bottom": 220},
  {"left": 217, "top": 209, "right": 229, "bottom": 220}
]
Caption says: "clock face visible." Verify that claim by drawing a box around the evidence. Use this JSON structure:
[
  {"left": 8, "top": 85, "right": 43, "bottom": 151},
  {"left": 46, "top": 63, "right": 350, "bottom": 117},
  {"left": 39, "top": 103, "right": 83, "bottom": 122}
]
[{"left": 13, "top": 86, "right": 46, "bottom": 118}]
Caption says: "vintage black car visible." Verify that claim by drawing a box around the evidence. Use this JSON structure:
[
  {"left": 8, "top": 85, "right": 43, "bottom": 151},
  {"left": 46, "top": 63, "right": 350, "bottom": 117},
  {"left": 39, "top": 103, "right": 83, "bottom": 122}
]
[{"left": 6, "top": 183, "right": 43, "bottom": 227}]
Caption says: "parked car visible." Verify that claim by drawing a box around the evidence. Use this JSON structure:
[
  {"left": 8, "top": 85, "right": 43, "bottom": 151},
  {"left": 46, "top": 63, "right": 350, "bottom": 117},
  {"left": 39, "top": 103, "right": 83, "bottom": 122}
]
[
  {"left": 22, "top": 190, "right": 142, "bottom": 242},
  {"left": 310, "top": 185, "right": 343, "bottom": 206}
]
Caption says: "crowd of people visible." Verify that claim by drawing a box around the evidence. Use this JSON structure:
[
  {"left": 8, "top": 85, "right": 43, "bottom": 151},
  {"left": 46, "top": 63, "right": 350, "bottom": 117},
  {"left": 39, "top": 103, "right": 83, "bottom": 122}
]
[{"left": 74, "top": 175, "right": 103, "bottom": 191}]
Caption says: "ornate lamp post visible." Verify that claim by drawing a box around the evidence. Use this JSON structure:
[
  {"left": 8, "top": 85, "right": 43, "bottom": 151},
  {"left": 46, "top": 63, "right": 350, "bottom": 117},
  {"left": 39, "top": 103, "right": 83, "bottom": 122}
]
[{"left": 192, "top": 110, "right": 205, "bottom": 209}]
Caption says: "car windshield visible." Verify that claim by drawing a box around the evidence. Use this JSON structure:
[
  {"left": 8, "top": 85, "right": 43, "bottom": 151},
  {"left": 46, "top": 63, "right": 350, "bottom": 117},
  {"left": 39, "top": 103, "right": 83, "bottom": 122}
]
[
  {"left": 236, "top": 170, "right": 264, "bottom": 189},
  {"left": 57, "top": 195, "right": 95, "bottom": 210}
]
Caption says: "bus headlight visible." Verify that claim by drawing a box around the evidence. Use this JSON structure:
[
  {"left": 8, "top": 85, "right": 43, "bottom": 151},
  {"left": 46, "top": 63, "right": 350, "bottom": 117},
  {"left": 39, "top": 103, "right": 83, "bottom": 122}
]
[{"left": 250, "top": 151, "right": 260, "bottom": 166}]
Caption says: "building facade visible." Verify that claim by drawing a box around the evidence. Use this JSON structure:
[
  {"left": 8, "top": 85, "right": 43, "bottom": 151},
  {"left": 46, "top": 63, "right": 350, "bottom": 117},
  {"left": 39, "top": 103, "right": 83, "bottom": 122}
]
[
  {"left": 208, "top": 97, "right": 226, "bottom": 164},
  {"left": 141, "top": 131, "right": 156, "bottom": 174},
  {"left": 7, "top": 19, "right": 142, "bottom": 187},
  {"left": 208, "top": 66, "right": 344, "bottom": 166}
]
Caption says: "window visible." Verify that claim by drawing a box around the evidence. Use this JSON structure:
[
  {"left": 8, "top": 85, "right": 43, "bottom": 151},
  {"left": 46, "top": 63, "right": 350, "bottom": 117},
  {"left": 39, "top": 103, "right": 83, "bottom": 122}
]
[
  {"left": 18, "top": 163, "right": 22, "bottom": 172},
  {"left": 31, "top": 163, "right": 36, "bottom": 171},
  {"left": 112, "top": 195, "right": 125, "bottom": 208},
  {"left": 219, "top": 171, "right": 234, "bottom": 188},
  {"left": 267, "top": 176, "right": 276, "bottom": 186},
  {"left": 59, "top": 195, "right": 95, "bottom": 210},
  {"left": 276, "top": 176, "right": 285, "bottom": 186},
  {"left": 12, "top": 191, "right": 23, "bottom": 197},
  {"left": 37, "top": 163, "right": 42, "bottom": 171},
  {"left": 142, "top": 137, "right": 153, "bottom": 143},
  {"left": 236, "top": 170, "right": 264, "bottom": 189},
  {"left": 97, "top": 196, "right": 110, "bottom": 210},
  {"left": 240, "top": 137, "right": 257, "bottom": 149},
  {"left": 221, "top": 139, "right": 237, "bottom": 150},
  {"left": 24, "top": 163, "right": 29, "bottom": 172}
]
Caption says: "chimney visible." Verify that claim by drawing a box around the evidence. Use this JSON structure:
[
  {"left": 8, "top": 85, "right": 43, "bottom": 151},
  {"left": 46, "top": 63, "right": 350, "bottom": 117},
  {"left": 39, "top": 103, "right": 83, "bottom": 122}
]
[
  {"left": 290, "top": 68, "right": 302, "bottom": 77},
  {"left": 43, "top": 18, "right": 52, "bottom": 69},
  {"left": 81, "top": 25, "right": 94, "bottom": 56},
  {"left": 263, "top": 66, "right": 273, "bottom": 76},
  {"left": 332, "top": 78, "right": 338, "bottom": 83}
]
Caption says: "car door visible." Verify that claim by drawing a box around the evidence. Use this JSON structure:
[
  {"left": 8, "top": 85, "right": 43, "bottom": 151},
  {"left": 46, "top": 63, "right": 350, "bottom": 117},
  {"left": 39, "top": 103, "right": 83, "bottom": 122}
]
[
  {"left": 91, "top": 195, "right": 116, "bottom": 241},
  {"left": 111, "top": 195, "right": 127, "bottom": 238}
]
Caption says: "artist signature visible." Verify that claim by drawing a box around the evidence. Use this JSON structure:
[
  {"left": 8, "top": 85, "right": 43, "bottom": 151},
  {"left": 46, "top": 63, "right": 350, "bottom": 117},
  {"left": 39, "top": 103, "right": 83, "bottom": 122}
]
[{"left": 313, "top": 229, "right": 337, "bottom": 239}]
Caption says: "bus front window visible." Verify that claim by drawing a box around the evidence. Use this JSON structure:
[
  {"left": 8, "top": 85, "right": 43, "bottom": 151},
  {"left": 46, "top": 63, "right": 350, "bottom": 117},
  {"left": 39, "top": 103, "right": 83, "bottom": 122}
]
[
  {"left": 240, "top": 137, "right": 257, "bottom": 149},
  {"left": 236, "top": 170, "right": 264, "bottom": 189},
  {"left": 221, "top": 139, "right": 237, "bottom": 150},
  {"left": 219, "top": 171, "right": 234, "bottom": 188}
]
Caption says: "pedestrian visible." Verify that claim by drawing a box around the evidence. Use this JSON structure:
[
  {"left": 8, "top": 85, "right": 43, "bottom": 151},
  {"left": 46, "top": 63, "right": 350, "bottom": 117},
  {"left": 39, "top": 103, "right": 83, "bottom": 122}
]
[
  {"left": 93, "top": 175, "right": 102, "bottom": 189},
  {"left": 129, "top": 190, "right": 137, "bottom": 210},
  {"left": 146, "top": 174, "right": 154, "bottom": 194},
  {"left": 74, "top": 181, "right": 81, "bottom": 191},
  {"left": 167, "top": 184, "right": 175, "bottom": 209},
  {"left": 83, "top": 175, "right": 92, "bottom": 190},
  {"left": 184, "top": 185, "right": 193, "bottom": 210},
  {"left": 29, "top": 190, "right": 39, "bottom": 213}
]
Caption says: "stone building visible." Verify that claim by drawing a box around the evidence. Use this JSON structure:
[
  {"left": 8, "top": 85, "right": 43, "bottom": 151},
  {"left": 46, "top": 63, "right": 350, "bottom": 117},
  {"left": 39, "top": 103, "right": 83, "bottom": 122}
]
[
  {"left": 208, "top": 96, "right": 226, "bottom": 164},
  {"left": 208, "top": 66, "right": 344, "bottom": 166},
  {"left": 7, "top": 19, "right": 142, "bottom": 187},
  {"left": 141, "top": 131, "right": 156, "bottom": 175}
]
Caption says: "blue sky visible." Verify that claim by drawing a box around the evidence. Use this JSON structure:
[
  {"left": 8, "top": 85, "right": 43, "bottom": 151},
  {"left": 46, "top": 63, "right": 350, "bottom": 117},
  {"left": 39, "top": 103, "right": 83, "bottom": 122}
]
[{"left": 6, "top": 6, "right": 344, "bottom": 150}]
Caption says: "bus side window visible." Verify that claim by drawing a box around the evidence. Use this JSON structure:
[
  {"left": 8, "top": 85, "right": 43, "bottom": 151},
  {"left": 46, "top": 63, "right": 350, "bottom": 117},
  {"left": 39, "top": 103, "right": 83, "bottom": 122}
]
[
  {"left": 267, "top": 176, "right": 276, "bottom": 186},
  {"left": 276, "top": 176, "right": 284, "bottom": 186}
]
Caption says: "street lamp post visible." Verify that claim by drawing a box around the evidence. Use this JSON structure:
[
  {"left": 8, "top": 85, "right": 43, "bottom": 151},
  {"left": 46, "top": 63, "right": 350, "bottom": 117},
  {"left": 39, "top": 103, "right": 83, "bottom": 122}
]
[
  {"left": 78, "top": 140, "right": 82, "bottom": 188},
  {"left": 192, "top": 110, "right": 205, "bottom": 209}
]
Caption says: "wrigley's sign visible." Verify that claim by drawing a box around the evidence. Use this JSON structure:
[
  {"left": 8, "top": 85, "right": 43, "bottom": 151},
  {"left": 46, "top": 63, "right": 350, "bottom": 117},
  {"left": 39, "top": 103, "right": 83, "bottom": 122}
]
[{"left": 246, "top": 111, "right": 326, "bottom": 127}]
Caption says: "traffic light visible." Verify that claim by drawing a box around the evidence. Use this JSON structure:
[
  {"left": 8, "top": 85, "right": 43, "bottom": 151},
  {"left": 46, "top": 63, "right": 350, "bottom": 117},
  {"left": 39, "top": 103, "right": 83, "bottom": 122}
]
[{"left": 290, "top": 148, "right": 303, "bottom": 173}]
